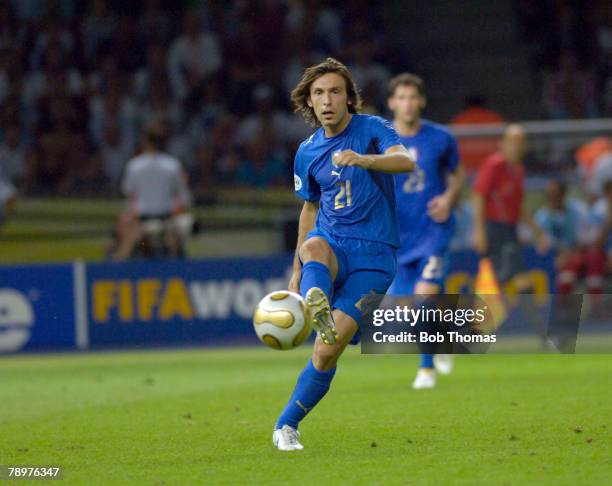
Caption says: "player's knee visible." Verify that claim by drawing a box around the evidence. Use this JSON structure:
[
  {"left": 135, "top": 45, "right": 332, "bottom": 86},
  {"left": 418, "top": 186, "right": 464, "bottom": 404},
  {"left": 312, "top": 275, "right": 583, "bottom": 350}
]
[{"left": 299, "top": 238, "right": 333, "bottom": 266}]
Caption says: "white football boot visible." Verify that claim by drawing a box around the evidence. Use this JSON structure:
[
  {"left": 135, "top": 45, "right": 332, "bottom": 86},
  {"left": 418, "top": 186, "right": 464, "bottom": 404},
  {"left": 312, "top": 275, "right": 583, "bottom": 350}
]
[
  {"left": 412, "top": 368, "right": 436, "bottom": 389},
  {"left": 434, "top": 354, "right": 454, "bottom": 375},
  {"left": 273, "top": 425, "right": 304, "bottom": 451},
  {"left": 305, "top": 287, "right": 338, "bottom": 345}
]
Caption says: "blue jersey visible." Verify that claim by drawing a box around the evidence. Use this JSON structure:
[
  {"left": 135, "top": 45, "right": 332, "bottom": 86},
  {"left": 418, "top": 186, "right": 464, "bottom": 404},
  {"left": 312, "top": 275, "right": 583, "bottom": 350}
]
[
  {"left": 294, "top": 114, "right": 402, "bottom": 248},
  {"left": 394, "top": 120, "right": 459, "bottom": 263}
]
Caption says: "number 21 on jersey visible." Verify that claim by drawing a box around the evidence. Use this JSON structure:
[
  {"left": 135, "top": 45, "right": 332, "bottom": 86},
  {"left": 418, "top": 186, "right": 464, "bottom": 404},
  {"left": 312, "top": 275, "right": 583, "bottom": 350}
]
[{"left": 334, "top": 180, "right": 352, "bottom": 209}]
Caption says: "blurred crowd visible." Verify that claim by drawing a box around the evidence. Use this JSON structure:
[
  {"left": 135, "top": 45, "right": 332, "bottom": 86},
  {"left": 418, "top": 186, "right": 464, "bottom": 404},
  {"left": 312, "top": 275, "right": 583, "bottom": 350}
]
[
  {"left": 516, "top": 0, "right": 611, "bottom": 118},
  {"left": 0, "top": 0, "right": 395, "bottom": 200},
  {"left": 0, "top": 0, "right": 609, "bottom": 207}
]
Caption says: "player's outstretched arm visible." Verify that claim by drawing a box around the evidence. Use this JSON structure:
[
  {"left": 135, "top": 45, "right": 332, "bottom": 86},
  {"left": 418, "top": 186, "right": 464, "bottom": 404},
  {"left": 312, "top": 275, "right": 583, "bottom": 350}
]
[
  {"left": 289, "top": 201, "right": 319, "bottom": 293},
  {"left": 333, "top": 145, "right": 415, "bottom": 174}
]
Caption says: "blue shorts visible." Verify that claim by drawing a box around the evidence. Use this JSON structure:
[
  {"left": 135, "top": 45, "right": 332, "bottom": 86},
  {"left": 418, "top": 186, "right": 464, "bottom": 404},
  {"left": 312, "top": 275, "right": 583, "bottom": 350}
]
[
  {"left": 305, "top": 229, "right": 396, "bottom": 339},
  {"left": 387, "top": 254, "right": 449, "bottom": 296}
]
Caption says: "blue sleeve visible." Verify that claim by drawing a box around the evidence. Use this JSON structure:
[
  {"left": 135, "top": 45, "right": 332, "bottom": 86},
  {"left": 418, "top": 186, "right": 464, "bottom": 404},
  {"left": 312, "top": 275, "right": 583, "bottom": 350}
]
[
  {"left": 443, "top": 133, "right": 460, "bottom": 172},
  {"left": 293, "top": 146, "right": 321, "bottom": 202},
  {"left": 370, "top": 116, "right": 401, "bottom": 154}
]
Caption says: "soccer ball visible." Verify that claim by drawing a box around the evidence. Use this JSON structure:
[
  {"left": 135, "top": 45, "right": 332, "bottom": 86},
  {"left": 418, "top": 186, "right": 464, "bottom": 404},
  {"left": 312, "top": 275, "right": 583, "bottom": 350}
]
[{"left": 253, "top": 291, "right": 311, "bottom": 350}]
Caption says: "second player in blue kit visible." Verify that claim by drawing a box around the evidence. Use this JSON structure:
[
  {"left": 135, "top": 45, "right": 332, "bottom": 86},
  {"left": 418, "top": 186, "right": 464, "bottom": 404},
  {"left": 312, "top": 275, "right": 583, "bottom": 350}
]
[{"left": 386, "top": 74, "right": 466, "bottom": 389}]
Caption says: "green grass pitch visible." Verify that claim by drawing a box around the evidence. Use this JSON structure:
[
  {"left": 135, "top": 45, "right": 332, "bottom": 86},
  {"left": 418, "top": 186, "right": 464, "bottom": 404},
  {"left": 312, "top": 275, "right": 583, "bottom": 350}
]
[{"left": 0, "top": 346, "right": 610, "bottom": 485}]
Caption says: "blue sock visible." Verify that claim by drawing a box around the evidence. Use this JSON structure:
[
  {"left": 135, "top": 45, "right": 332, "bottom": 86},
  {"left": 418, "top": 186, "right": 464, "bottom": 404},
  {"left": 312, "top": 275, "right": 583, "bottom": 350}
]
[
  {"left": 276, "top": 359, "right": 336, "bottom": 430},
  {"left": 420, "top": 353, "right": 434, "bottom": 369},
  {"left": 300, "top": 261, "right": 332, "bottom": 300}
]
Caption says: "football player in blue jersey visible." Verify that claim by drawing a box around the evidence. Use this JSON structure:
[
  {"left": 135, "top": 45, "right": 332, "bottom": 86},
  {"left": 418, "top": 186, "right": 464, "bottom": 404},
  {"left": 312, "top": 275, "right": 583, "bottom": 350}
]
[
  {"left": 386, "top": 73, "right": 466, "bottom": 390},
  {"left": 273, "top": 58, "right": 415, "bottom": 451}
]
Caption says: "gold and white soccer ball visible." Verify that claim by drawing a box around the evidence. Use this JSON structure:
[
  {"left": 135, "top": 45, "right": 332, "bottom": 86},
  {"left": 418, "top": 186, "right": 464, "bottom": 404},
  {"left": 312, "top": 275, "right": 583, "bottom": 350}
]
[{"left": 253, "top": 291, "right": 311, "bottom": 350}]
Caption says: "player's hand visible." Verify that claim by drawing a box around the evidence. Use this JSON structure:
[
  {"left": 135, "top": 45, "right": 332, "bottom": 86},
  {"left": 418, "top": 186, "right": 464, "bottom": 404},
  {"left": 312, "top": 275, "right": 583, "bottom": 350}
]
[
  {"left": 333, "top": 150, "right": 373, "bottom": 169},
  {"left": 473, "top": 228, "right": 488, "bottom": 255},
  {"left": 427, "top": 194, "right": 452, "bottom": 223},
  {"left": 288, "top": 271, "right": 301, "bottom": 294}
]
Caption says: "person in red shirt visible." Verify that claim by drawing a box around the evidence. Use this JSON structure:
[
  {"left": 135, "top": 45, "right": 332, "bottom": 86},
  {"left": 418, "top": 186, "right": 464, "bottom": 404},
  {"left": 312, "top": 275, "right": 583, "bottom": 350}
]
[
  {"left": 451, "top": 94, "right": 505, "bottom": 171},
  {"left": 473, "top": 124, "right": 548, "bottom": 286}
]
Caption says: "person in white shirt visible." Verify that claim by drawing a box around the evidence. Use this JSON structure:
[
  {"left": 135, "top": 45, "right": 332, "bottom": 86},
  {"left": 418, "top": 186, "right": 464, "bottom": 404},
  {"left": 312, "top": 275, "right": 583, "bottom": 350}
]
[{"left": 113, "top": 121, "right": 191, "bottom": 261}]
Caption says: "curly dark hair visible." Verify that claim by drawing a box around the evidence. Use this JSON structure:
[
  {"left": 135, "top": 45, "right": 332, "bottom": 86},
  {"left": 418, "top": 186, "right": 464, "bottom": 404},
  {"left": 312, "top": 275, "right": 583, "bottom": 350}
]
[{"left": 290, "top": 58, "right": 362, "bottom": 127}]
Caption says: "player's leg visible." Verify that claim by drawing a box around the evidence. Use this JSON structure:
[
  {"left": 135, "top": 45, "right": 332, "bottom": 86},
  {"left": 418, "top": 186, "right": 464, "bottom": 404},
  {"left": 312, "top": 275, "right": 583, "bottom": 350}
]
[
  {"left": 274, "top": 310, "right": 358, "bottom": 451},
  {"left": 413, "top": 254, "right": 453, "bottom": 388},
  {"left": 274, "top": 248, "right": 395, "bottom": 450},
  {"left": 298, "top": 236, "right": 340, "bottom": 344},
  {"left": 412, "top": 279, "right": 441, "bottom": 388},
  {"left": 273, "top": 235, "right": 345, "bottom": 450},
  {"left": 112, "top": 213, "right": 143, "bottom": 261},
  {"left": 556, "top": 249, "right": 582, "bottom": 294},
  {"left": 299, "top": 236, "right": 339, "bottom": 298},
  {"left": 583, "top": 245, "right": 606, "bottom": 294}
]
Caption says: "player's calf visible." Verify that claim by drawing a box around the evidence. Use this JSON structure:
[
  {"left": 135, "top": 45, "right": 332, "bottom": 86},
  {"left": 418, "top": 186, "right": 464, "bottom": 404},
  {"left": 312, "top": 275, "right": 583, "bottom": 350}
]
[{"left": 312, "top": 308, "right": 358, "bottom": 371}]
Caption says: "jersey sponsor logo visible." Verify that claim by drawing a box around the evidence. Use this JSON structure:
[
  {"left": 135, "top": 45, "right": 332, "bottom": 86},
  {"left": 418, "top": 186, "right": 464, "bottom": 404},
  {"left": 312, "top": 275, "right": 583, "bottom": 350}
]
[
  {"left": 294, "top": 174, "right": 303, "bottom": 191},
  {"left": 0, "top": 289, "right": 35, "bottom": 352}
]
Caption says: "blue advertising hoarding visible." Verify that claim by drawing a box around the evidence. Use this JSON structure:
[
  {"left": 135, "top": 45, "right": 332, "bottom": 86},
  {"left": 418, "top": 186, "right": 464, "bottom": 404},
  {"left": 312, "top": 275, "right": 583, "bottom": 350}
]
[
  {"left": 86, "top": 256, "right": 293, "bottom": 348},
  {"left": 0, "top": 263, "right": 76, "bottom": 352},
  {"left": 0, "top": 250, "right": 555, "bottom": 353}
]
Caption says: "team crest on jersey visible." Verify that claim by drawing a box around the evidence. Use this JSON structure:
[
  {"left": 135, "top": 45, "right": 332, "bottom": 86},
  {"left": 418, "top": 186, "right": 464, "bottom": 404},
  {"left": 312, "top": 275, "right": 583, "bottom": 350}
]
[{"left": 294, "top": 174, "right": 303, "bottom": 191}]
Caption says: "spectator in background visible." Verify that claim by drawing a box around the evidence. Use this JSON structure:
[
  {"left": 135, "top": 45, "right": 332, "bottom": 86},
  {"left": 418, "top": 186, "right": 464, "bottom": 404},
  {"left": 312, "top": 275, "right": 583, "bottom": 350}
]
[
  {"left": 87, "top": 52, "right": 120, "bottom": 98},
  {"left": 29, "top": 15, "right": 75, "bottom": 71},
  {"left": 28, "top": 91, "right": 89, "bottom": 194},
  {"left": 575, "top": 136, "right": 612, "bottom": 198},
  {"left": 236, "top": 137, "right": 288, "bottom": 189},
  {"left": 224, "top": 18, "right": 269, "bottom": 112},
  {"left": 541, "top": 1, "right": 597, "bottom": 70},
  {"left": 186, "top": 79, "right": 227, "bottom": 145},
  {"left": 105, "top": 14, "right": 145, "bottom": 74},
  {"left": 0, "top": 125, "right": 28, "bottom": 186},
  {"left": 543, "top": 50, "right": 598, "bottom": 119},
  {"left": 113, "top": 120, "right": 191, "bottom": 261},
  {"left": 168, "top": 10, "right": 222, "bottom": 100},
  {"left": 132, "top": 43, "right": 170, "bottom": 102},
  {"left": 23, "top": 42, "right": 84, "bottom": 111},
  {"left": 345, "top": 19, "right": 389, "bottom": 110},
  {"left": 535, "top": 180, "right": 605, "bottom": 294},
  {"left": 285, "top": 0, "right": 342, "bottom": 54},
  {"left": 593, "top": 180, "right": 612, "bottom": 274},
  {"left": 0, "top": 2, "right": 24, "bottom": 51},
  {"left": 89, "top": 82, "right": 138, "bottom": 149},
  {"left": 236, "top": 85, "right": 288, "bottom": 148},
  {"left": 450, "top": 94, "right": 504, "bottom": 171},
  {"left": 138, "top": 0, "right": 174, "bottom": 44},
  {"left": 80, "top": 0, "right": 118, "bottom": 60},
  {"left": 472, "top": 124, "right": 549, "bottom": 288},
  {"left": 140, "top": 79, "right": 184, "bottom": 134},
  {"left": 96, "top": 122, "right": 134, "bottom": 189}
]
